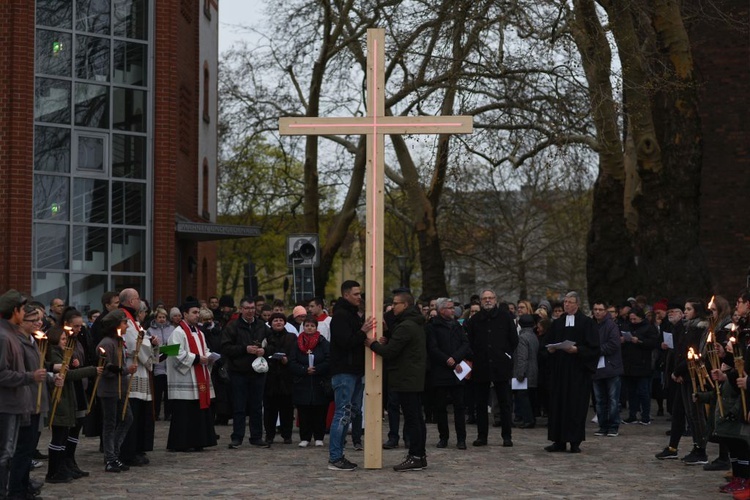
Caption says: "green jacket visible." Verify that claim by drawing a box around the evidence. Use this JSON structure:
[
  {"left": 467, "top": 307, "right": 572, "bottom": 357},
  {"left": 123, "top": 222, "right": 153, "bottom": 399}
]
[
  {"left": 48, "top": 346, "right": 96, "bottom": 428},
  {"left": 369, "top": 307, "right": 426, "bottom": 392}
]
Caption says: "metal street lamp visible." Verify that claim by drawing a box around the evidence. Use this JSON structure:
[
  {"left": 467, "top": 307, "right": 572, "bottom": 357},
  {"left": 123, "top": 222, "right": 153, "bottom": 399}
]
[{"left": 396, "top": 255, "right": 407, "bottom": 288}]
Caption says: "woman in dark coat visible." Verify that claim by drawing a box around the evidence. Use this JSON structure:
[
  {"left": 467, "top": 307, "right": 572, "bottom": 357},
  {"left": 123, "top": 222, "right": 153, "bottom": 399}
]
[
  {"left": 263, "top": 313, "right": 297, "bottom": 444},
  {"left": 288, "top": 315, "right": 330, "bottom": 447}
]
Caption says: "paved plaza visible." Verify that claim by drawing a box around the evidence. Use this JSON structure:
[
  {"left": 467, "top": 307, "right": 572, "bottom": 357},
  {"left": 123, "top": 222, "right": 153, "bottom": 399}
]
[{"left": 37, "top": 410, "right": 719, "bottom": 499}]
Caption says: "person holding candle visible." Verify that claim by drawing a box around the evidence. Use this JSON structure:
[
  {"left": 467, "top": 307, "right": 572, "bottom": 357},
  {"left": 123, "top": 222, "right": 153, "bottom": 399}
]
[
  {"left": 0, "top": 290, "right": 47, "bottom": 498},
  {"left": 44, "top": 326, "right": 100, "bottom": 483},
  {"left": 289, "top": 314, "right": 331, "bottom": 448},
  {"left": 96, "top": 310, "right": 137, "bottom": 473}
]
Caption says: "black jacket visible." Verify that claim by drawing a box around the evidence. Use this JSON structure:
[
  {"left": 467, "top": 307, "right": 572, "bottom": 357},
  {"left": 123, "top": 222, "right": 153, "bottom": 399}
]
[
  {"left": 369, "top": 307, "right": 426, "bottom": 392},
  {"left": 426, "top": 316, "right": 471, "bottom": 387},
  {"left": 621, "top": 320, "right": 660, "bottom": 377},
  {"left": 220, "top": 316, "right": 269, "bottom": 375},
  {"left": 329, "top": 298, "right": 366, "bottom": 376},
  {"left": 264, "top": 328, "right": 297, "bottom": 396},
  {"left": 465, "top": 306, "right": 519, "bottom": 383},
  {"left": 288, "top": 338, "right": 331, "bottom": 406}
]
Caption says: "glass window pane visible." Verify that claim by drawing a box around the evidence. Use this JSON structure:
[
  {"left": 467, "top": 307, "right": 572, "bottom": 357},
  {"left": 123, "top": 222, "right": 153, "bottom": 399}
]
[
  {"left": 76, "top": 35, "right": 110, "bottom": 82},
  {"left": 36, "top": 30, "right": 72, "bottom": 77},
  {"left": 72, "top": 226, "right": 108, "bottom": 271},
  {"left": 77, "top": 135, "right": 105, "bottom": 172},
  {"left": 112, "top": 135, "right": 146, "bottom": 179},
  {"left": 112, "top": 275, "right": 145, "bottom": 295},
  {"left": 113, "top": 88, "right": 146, "bottom": 132},
  {"left": 35, "top": 78, "right": 71, "bottom": 124},
  {"left": 111, "top": 228, "right": 145, "bottom": 273},
  {"left": 73, "top": 178, "right": 108, "bottom": 223},
  {"left": 113, "top": 41, "right": 147, "bottom": 86},
  {"left": 34, "top": 175, "right": 69, "bottom": 221},
  {"left": 33, "top": 272, "right": 69, "bottom": 306},
  {"left": 35, "top": 126, "right": 70, "bottom": 173},
  {"left": 37, "top": 0, "right": 73, "bottom": 29},
  {"left": 75, "top": 83, "right": 109, "bottom": 129},
  {"left": 34, "top": 224, "right": 69, "bottom": 269},
  {"left": 111, "top": 181, "right": 145, "bottom": 225},
  {"left": 76, "top": 0, "right": 111, "bottom": 35},
  {"left": 113, "top": 0, "right": 148, "bottom": 40},
  {"left": 71, "top": 273, "right": 108, "bottom": 312}
]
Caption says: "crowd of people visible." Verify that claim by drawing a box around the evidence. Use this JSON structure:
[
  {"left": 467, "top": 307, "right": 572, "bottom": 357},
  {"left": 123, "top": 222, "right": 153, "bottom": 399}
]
[{"left": 3, "top": 283, "right": 750, "bottom": 497}]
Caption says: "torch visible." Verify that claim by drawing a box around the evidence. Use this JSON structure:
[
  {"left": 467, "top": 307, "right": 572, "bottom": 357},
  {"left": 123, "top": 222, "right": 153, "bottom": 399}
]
[
  {"left": 687, "top": 348, "right": 699, "bottom": 395},
  {"left": 117, "top": 329, "right": 123, "bottom": 400},
  {"left": 87, "top": 347, "right": 108, "bottom": 415},
  {"left": 122, "top": 328, "right": 145, "bottom": 420},
  {"left": 34, "top": 331, "right": 48, "bottom": 414},
  {"left": 730, "top": 334, "right": 748, "bottom": 421},
  {"left": 698, "top": 351, "right": 724, "bottom": 417}
]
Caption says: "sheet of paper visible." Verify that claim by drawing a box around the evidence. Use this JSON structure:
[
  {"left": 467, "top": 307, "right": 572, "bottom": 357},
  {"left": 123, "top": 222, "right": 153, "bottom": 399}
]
[
  {"left": 546, "top": 340, "right": 576, "bottom": 350},
  {"left": 597, "top": 355, "right": 605, "bottom": 369},
  {"left": 454, "top": 360, "right": 472, "bottom": 381},
  {"left": 207, "top": 352, "right": 221, "bottom": 362},
  {"left": 621, "top": 331, "right": 633, "bottom": 342},
  {"left": 663, "top": 331, "right": 674, "bottom": 349},
  {"left": 512, "top": 378, "right": 528, "bottom": 390}
]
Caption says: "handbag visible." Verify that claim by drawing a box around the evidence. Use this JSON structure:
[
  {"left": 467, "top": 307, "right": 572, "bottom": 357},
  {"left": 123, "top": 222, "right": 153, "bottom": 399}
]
[{"left": 252, "top": 356, "right": 269, "bottom": 373}]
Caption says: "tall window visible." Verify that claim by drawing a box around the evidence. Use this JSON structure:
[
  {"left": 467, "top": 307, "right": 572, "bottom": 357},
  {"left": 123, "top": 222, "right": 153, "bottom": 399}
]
[
  {"left": 33, "top": 0, "right": 151, "bottom": 310},
  {"left": 202, "top": 62, "right": 210, "bottom": 123}
]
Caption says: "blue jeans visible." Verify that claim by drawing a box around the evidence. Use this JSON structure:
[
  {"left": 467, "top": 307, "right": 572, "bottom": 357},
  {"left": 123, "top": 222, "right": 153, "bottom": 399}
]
[
  {"left": 328, "top": 374, "right": 363, "bottom": 462},
  {"left": 623, "top": 375, "right": 651, "bottom": 422},
  {"left": 230, "top": 372, "right": 266, "bottom": 443},
  {"left": 593, "top": 376, "right": 622, "bottom": 432}
]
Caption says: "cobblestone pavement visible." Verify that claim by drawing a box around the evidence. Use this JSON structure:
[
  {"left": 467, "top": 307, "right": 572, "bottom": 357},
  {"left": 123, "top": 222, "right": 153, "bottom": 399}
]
[{"left": 36, "top": 410, "right": 721, "bottom": 499}]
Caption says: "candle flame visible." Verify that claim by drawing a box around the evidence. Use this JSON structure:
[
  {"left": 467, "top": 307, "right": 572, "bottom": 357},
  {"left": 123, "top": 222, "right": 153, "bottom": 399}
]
[
  {"left": 117, "top": 328, "right": 122, "bottom": 337},
  {"left": 731, "top": 323, "right": 738, "bottom": 332},
  {"left": 730, "top": 337, "right": 737, "bottom": 344},
  {"left": 688, "top": 347, "right": 695, "bottom": 360},
  {"left": 707, "top": 330, "right": 713, "bottom": 343},
  {"left": 33, "top": 331, "right": 47, "bottom": 341},
  {"left": 709, "top": 295, "right": 715, "bottom": 309}
]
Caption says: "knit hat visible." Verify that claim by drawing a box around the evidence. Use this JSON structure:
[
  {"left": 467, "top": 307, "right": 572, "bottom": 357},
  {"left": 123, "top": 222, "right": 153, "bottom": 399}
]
[
  {"left": 652, "top": 299, "right": 668, "bottom": 312},
  {"left": 667, "top": 301, "right": 684, "bottom": 312},
  {"left": 518, "top": 314, "right": 536, "bottom": 328},
  {"left": 101, "top": 309, "right": 126, "bottom": 335},
  {"left": 218, "top": 295, "right": 234, "bottom": 308},
  {"left": 180, "top": 298, "right": 201, "bottom": 313},
  {"left": 293, "top": 306, "right": 308, "bottom": 318},
  {"left": 169, "top": 307, "right": 182, "bottom": 319},
  {"left": 537, "top": 300, "right": 551, "bottom": 313},
  {"left": 0, "top": 289, "right": 26, "bottom": 317}
]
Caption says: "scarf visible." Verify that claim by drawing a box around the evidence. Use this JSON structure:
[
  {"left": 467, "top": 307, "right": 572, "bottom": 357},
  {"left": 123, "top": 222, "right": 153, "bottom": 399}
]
[
  {"left": 179, "top": 320, "right": 211, "bottom": 409},
  {"left": 297, "top": 330, "right": 321, "bottom": 354}
]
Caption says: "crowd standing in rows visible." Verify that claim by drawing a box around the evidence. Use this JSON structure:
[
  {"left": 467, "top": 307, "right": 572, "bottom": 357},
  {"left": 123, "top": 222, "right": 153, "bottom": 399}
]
[{"left": 3, "top": 285, "right": 750, "bottom": 498}]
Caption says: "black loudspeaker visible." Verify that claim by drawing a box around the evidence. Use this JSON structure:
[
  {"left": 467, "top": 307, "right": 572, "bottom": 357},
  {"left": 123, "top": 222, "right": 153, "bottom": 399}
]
[{"left": 287, "top": 234, "right": 320, "bottom": 267}]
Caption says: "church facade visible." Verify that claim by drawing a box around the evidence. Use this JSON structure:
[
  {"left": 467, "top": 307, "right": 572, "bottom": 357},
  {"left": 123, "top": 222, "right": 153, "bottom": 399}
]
[{"left": 0, "top": 0, "right": 243, "bottom": 310}]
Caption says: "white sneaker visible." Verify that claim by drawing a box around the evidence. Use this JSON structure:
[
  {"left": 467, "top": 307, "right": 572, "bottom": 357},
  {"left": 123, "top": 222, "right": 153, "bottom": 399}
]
[
  {"left": 298, "top": 440, "right": 309, "bottom": 448},
  {"left": 315, "top": 440, "right": 324, "bottom": 447}
]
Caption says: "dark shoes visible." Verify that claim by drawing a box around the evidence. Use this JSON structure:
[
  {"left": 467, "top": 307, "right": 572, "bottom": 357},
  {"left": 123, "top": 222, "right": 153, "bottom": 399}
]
[
  {"left": 472, "top": 439, "right": 487, "bottom": 447},
  {"left": 518, "top": 422, "right": 535, "bottom": 429},
  {"left": 703, "top": 457, "right": 731, "bottom": 471},
  {"left": 502, "top": 439, "right": 513, "bottom": 447},
  {"left": 393, "top": 454, "right": 425, "bottom": 472},
  {"left": 250, "top": 439, "right": 271, "bottom": 448},
  {"left": 457, "top": 441, "right": 467, "bottom": 450},
  {"left": 436, "top": 439, "right": 448, "bottom": 448},
  {"left": 105, "top": 461, "right": 121, "bottom": 473},
  {"left": 383, "top": 439, "right": 399, "bottom": 449},
  {"left": 228, "top": 440, "right": 241, "bottom": 449},
  {"left": 569, "top": 444, "right": 582, "bottom": 453},
  {"left": 544, "top": 443, "right": 566, "bottom": 452}
]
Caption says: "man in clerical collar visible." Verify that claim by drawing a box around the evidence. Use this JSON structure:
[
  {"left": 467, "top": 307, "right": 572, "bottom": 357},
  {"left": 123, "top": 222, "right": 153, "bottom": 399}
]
[
  {"left": 221, "top": 297, "right": 270, "bottom": 449},
  {"left": 544, "top": 291, "right": 599, "bottom": 453}
]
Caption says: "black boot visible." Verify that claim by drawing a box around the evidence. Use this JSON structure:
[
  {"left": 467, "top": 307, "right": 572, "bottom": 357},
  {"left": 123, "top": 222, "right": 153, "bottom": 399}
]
[
  {"left": 45, "top": 449, "right": 72, "bottom": 484},
  {"left": 65, "top": 437, "right": 89, "bottom": 477}
]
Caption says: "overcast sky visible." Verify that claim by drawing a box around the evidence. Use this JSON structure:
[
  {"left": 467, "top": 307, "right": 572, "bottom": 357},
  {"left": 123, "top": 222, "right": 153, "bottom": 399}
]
[{"left": 218, "top": 0, "right": 265, "bottom": 55}]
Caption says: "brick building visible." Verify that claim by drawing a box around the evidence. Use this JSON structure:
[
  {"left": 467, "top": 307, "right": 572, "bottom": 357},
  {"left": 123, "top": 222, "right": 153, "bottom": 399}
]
[{"left": 0, "top": 0, "right": 255, "bottom": 310}]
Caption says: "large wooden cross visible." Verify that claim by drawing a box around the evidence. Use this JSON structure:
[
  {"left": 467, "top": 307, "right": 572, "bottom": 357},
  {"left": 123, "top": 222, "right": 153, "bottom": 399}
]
[{"left": 279, "top": 28, "right": 472, "bottom": 469}]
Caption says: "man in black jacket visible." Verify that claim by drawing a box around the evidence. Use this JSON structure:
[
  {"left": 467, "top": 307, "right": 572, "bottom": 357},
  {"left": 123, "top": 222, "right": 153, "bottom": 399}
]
[
  {"left": 367, "top": 292, "right": 427, "bottom": 471},
  {"left": 221, "top": 297, "right": 270, "bottom": 449},
  {"left": 465, "top": 289, "right": 518, "bottom": 447},
  {"left": 426, "top": 297, "right": 470, "bottom": 450},
  {"left": 327, "top": 281, "right": 375, "bottom": 471}
]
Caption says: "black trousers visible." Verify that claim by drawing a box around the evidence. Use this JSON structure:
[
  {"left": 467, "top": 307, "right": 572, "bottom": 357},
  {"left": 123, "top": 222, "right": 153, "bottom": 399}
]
[
  {"left": 263, "top": 393, "right": 294, "bottom": 441},
  {"left": 399, "top": 391, "right": 426, "bottom": 458},
  {"left": 475, "top": 381, "right": 512, "bottom": 442},
  {"left": 297, "top": 405, "right": 327, "bottom": 441},
  {"left": 433, "top": 385, "right": 466, "bottom": 442}
]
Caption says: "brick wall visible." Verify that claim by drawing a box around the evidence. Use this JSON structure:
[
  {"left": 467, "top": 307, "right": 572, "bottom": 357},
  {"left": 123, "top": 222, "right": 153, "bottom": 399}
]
[
  {"left": 0, "top": 2, "right": 34, "bottom": 293},
  {"left": 693, "top": 0, "right": 750, "bottom": 294}
]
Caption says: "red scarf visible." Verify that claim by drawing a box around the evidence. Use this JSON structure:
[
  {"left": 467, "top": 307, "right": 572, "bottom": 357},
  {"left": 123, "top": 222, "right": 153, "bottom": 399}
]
[
  {"left": 297, "top": 330, "right": 321, "bottom": 353},
  {"left": 179, "top": 320, "right": 211, "bottom": 410}
]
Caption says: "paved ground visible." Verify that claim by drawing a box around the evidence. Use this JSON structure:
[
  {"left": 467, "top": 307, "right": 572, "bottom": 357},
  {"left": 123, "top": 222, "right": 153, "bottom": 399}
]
[{"left": 35, "top": 410, "right": 721, "bottom": 499}]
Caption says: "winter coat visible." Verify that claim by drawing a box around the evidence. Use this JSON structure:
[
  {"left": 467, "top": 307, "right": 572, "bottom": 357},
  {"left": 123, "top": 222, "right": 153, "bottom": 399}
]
[
  {"left": 221, "top": 316, "right": 269, "bottom": 375},
  {"left": 465, "top": 306, "right": 519, "bottom": 383},
  {"left": 96, "top": 336, "right": 129, "bottom": 399},
  {"left": 0, "top": 319, "right": 36, "bottom": 416},
  {"left": 148, "top": 321, "right": 175, "bottom": 377},
  {"left": 426, "top": 316, "right": 471, "bottom": 387},
  {"left": 513, "top": 327, "right": 539, "bottom": 387},
  {"left": 621, "top": 319, "right": 659, "bottom": 377},
  {"left": 593, "top": 315, "right": 623, "bottom": 380},
  {"left": 329, "top": 298, "right": 366, "bottom": 376},
  {"left": 264, "top": 328, "right": 297, "bottom": 397},
  {"left": 369, "top": 306, "right": 426, "bottom": 392},
  {"left": 288, "top": 338, "right": 331, "bottom": 406},
  {"left": 48, "top": 346, "right": 96, "bottom": 428}
]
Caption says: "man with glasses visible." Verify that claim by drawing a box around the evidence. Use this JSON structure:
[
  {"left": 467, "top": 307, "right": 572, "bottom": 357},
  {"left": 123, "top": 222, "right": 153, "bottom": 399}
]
[
  {"left": 465, "top": 289, "right": 518, "bottom": 447},
  {"left": 222, "top": 297, "right": 270, "bottom": 449},
  {"left": 0, "top": 290, "right": 47, "bottom": 498},
  {"left": 591, "top": 301, "right": 623, "bottom": 437}
]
